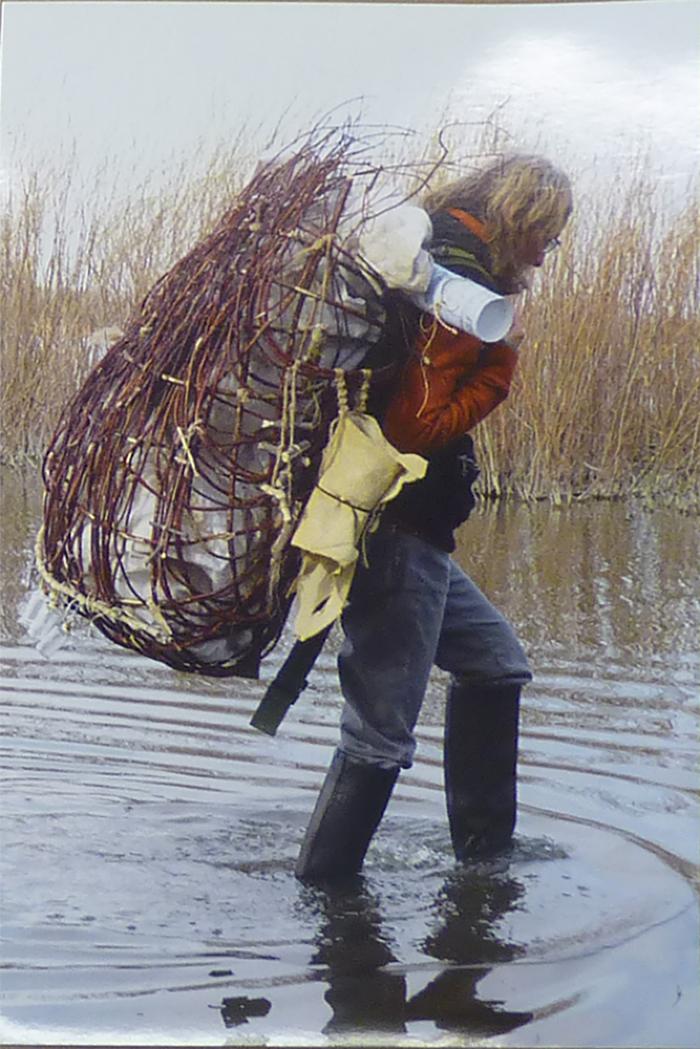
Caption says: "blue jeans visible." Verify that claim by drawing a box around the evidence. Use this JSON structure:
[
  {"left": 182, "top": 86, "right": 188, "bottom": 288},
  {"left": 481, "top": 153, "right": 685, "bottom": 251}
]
[{"left": 338, "top": 526, "right": 532, "bottom": 769}]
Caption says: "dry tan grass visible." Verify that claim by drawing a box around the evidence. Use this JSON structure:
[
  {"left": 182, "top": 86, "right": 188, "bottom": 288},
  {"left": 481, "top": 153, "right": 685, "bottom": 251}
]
[
  {"left": 474, "top": 188, "right": 699, "bottom": 509},
  {"left": 1, "top": 140, "right": 697, "bottom": 507},
  {"left": 1, "top": 143, "right": 251, "bottom": 462}
]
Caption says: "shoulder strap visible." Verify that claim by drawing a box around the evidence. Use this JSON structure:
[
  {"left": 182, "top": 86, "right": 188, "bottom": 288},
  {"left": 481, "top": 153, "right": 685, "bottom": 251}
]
[{"left": 446, "top": 208, "right": 491, "bottom": 244}]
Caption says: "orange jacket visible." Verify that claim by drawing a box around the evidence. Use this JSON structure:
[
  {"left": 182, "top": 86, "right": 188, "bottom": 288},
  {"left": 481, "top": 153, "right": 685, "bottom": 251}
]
[
  {"left": 380, "top": 210, "right": 518, "bottom": 455},
  {"left": 381, "top": 322, "right": 518, "bottom": 454}
]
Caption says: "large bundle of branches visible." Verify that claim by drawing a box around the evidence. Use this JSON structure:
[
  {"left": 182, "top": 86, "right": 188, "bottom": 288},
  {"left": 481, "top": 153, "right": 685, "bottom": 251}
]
[{"left": 38, "top": 128, "right": 408, "bottom": 676}]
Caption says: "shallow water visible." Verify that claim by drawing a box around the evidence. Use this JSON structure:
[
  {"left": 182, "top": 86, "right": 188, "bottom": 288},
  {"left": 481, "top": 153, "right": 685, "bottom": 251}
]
[{"left": 1, "top": 467, "right": 699, "bottom": 1047}]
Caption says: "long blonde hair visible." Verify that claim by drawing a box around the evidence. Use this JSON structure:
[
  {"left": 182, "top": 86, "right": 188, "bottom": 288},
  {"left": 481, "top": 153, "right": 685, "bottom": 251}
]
[{"left": 423, "top": 154, "right": 573, "bottom": 288}]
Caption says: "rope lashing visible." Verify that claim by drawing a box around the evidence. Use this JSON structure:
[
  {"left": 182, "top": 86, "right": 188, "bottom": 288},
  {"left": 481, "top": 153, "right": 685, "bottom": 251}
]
[{"left": 36, "top": 127, "right": 413, "bottom": 677}]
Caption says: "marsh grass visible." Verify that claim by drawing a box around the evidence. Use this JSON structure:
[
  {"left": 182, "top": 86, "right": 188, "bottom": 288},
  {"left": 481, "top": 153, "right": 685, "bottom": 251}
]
[
  {"left": 1, "top": 141, "right": 252, "bottom": 462},
  {"left": 1, "top": 139, "right": 698, "bottom": 507},
  {"left": 475, "top": 186, "right": 699, "bottom": 509}
]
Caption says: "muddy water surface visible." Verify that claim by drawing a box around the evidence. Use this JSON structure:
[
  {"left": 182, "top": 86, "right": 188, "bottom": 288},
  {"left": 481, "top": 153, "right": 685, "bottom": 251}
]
[{"left": 1, "top": 466, "right": 698, "bottom": 1047}]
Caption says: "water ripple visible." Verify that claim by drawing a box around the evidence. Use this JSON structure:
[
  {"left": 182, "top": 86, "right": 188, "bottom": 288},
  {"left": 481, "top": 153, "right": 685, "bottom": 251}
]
[{"left": 1, "top": 498, "right": 699, "bottom": 1045}]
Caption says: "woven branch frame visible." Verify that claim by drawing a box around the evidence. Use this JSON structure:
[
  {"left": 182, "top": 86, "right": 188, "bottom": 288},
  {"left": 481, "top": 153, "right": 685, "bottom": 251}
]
[{"left": 38, "top": 127, "right": 419, "bottom": 677}]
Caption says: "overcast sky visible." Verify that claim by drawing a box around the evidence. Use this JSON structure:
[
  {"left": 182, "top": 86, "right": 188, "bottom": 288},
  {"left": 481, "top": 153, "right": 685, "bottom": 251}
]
[{"left": 1, "top": 1, "right": 699, "bottom": 211}]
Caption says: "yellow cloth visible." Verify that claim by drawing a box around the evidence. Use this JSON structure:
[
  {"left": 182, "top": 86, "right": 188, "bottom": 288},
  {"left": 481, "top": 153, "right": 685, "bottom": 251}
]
[{"left": 290, "top": 411, "right": 427, "bottom": 640}]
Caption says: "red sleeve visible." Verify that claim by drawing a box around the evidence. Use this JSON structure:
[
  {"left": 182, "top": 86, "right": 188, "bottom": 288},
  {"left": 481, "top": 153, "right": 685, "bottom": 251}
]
[{"left": 382, "top": 326, "right": 518, "bottom": 454}]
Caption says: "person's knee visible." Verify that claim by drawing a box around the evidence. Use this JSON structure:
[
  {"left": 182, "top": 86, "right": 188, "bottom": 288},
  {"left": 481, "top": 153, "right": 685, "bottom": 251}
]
[
  {"left": 339, "top": 710, "right": 417, "bottom": 769},
  {"left": 338, "top": 743, "right": 408, "bottom": 772},
  {"left": 501, "top": 631, "right": 533, "bottom": 685},
  {"left": 451, "top": 621, "right": 532, "bottom": 687}
]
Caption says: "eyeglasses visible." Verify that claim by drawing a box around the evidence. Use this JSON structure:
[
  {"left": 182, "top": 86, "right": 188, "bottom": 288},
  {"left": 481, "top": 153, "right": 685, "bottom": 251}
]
[{"left": 543, "top": 236, "right": 562, "bottom": 254}]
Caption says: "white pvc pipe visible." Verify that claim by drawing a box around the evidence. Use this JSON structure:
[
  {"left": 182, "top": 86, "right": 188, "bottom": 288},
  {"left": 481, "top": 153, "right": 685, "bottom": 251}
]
[{"left": 409, "top": 263, "right": 514, "bottom": 343}]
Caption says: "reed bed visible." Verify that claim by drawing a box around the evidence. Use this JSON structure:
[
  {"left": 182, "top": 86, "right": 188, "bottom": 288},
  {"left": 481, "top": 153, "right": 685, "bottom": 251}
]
[
  {"left": 2, "top": 137, "right": 698, "bottom": 509},
  {"left": 475, "top": 186, "right": 699, "bottom": 510},
  {"left": 0, "top": 141, "right": 252, "bottom": 463}
]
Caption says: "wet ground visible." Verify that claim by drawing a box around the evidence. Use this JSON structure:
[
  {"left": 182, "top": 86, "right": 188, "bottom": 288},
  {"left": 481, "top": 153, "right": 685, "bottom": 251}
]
[{"left": 1, "top": 467, "right": 699, "bottom": 1046}]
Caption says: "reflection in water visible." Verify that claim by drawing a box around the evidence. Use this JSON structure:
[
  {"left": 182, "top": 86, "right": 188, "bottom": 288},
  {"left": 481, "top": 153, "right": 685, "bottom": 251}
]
[
  {"left": 422, "top": 862, "right": 525, "bottom": 965},
  {"left": 1, "top": 465, "right": 698, "bottom": 1046},
  {"left": 410, "top": 866, "right": 533, "bottom": 1035},
  {"left": 0, "top": 468, "right": 42, "bottom": 641},
  {"left": 3, "top": 466, "right": 698, "bottom": 663},
  {"left": 299, "top": 866, "right": 532, "bottom": 1038},
  {"left": 456, "top": 500, "right": 700, "bottom": 661},
  {"left": 302, "top": 878, "right": 407, "bottom": 1036},
  {"left": 219, "top": 995, "right": 271, "bottom": 1028}
]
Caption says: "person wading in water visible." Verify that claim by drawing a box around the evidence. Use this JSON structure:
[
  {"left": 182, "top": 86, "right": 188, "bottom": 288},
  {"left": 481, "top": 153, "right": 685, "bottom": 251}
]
[{"left": 295, "top": 154, "right": 573, "bottom": 882}]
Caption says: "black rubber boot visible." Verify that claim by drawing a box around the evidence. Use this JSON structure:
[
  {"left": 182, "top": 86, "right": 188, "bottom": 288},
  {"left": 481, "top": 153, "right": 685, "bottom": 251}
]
[
  {"left": 295, "top": 750, "right": 400, "bottom": 882},
  {"left": 444, "top": 680, "right": 521, "bottom": 861}
]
